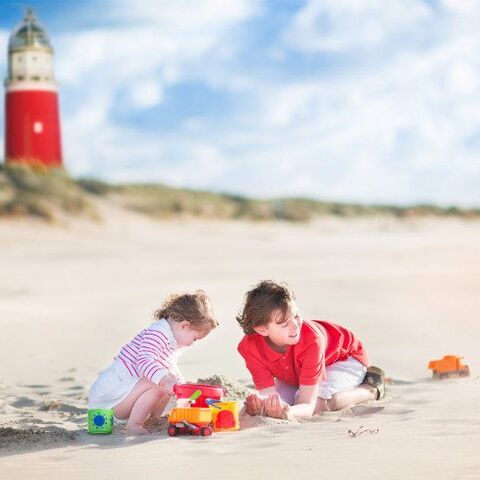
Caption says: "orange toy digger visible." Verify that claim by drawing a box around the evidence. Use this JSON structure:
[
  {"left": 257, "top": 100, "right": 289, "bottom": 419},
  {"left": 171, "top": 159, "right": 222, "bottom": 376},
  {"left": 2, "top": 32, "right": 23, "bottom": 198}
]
[{"left": 428, "top": 355, "right": 470, "bottom": 379}]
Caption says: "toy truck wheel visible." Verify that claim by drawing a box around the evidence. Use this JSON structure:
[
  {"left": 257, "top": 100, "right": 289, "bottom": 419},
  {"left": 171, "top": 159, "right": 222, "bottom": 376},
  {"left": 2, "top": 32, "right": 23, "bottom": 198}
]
[
  {"left": 199, "top": 426, "right": 212, "bottom": 437},
  {"left": 167, "top": 425, "right": 178, "bottom": 437}
]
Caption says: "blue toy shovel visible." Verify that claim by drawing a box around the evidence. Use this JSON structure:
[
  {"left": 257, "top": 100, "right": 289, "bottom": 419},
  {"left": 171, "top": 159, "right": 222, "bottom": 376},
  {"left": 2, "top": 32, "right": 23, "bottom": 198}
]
[{"left": 206, "top": 398, "right": 222, "bottom": 409}]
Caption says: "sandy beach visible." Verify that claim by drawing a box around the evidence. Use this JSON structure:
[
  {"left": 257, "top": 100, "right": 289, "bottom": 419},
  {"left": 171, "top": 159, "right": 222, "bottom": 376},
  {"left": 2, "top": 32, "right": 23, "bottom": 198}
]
[{"left": 1, "top": 207, "right": 479, "bottom": 479}]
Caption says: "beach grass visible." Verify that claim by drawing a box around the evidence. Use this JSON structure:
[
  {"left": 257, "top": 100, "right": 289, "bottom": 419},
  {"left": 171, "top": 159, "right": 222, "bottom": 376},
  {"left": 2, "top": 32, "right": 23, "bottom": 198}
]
[{"left": 1, "top": 163, "right": 479, "bottom": 222}]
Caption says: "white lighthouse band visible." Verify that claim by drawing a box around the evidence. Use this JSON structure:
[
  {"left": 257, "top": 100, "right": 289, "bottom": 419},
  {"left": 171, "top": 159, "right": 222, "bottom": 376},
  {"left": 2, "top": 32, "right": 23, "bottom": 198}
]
[{"left": 6, "top": 81, "right": 58, "bottom": 93}]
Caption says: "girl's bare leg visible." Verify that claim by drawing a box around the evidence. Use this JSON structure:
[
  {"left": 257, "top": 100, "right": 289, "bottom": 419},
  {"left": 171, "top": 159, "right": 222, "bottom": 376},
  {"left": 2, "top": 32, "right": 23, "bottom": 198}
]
[
  {"left": 314, "top": 384, "right": 377, "bottom": 414},
  {"left": 151, "top": 394, "right": 172, "bottom": 421},
  {"left": 113, "top": 378, "right": 169, "bottom": 434}
]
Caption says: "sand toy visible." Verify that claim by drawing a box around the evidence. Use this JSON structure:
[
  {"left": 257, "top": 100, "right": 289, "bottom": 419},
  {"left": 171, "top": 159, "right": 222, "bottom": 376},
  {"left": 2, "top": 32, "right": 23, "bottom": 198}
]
[
  {"left": 168, "top": 383, "right": 240, "bottom": 436},
  {"left": 208, "top": 400, "right": 240, "bottom": 432},
  {"left": 173, "top": 383, "right": 225, "bottom": 407},
  {"left": 167, "top": 407, "right": 214, "bottom": 436},
  {"left": 428, "top": 355, "right": 470, "bottom": 379},
  {"left": 88, "top": 409, "right": 113, "bottom": 434}
]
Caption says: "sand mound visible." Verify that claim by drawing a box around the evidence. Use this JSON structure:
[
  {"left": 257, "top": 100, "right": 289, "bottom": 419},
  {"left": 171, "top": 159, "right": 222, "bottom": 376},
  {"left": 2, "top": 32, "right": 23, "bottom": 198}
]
[
  {"left": 195, "top": 375, "right": 253, "bottom": 400},
  {"left": 0, "top": 427, "right": 77, "bottom": 455},
  {"left": 0, "top": 379, "right": 87, "bottom": 456}
]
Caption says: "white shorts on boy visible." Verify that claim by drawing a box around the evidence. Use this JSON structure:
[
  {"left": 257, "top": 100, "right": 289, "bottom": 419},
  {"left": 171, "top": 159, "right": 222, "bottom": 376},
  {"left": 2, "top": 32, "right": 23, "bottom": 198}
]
[{"left": 275, "top": 356, "right": 367, "bottom": 404}]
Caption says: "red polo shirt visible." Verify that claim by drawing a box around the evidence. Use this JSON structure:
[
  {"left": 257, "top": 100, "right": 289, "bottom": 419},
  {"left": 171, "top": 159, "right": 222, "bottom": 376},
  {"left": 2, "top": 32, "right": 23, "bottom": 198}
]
[{"left": 237, "top": 319, "right": 369, "bottom": 390}]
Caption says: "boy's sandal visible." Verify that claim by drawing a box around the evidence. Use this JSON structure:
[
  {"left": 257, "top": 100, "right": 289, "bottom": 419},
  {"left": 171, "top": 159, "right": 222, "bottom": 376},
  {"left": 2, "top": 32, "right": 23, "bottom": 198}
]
[{"left": 363, "top": 366, "right": 385, "bottom": 400}]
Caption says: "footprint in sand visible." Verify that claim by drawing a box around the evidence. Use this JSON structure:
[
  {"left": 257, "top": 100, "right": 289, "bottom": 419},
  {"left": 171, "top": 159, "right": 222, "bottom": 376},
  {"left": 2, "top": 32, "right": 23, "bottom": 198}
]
[
  {"left": 66, "top": 385, "right": 84, "bottom": 391},
  {"left": 10, "top": 397, "right": 37, "bottom": 408},
  {"left": 20, "top": 384, "right": 50, "bottom": 389},
  {"left": 341, "top": 405, "right": 386, "bottom": 417},
  {"left": 38, "top": 400, "right": 86, "bottom": 415}
]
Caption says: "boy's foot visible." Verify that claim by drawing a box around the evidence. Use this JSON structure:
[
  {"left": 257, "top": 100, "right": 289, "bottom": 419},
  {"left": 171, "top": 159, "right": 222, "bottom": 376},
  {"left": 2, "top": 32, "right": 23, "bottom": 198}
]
[{"left": 363, "top": 366, "right": 385, "bottom": 400}]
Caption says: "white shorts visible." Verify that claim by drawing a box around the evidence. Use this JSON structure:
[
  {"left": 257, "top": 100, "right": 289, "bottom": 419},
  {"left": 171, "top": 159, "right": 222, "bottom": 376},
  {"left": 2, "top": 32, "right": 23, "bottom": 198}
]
[
  {"left": 88, "top": 360, "right": 141, "bottom": 410},
  {"left": 275, "top": 356, "right": 367, "bottom": 404}
]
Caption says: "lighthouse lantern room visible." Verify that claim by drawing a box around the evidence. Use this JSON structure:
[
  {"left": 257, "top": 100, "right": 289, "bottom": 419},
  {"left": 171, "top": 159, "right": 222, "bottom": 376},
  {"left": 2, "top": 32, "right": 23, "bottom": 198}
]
[{"left": 4, "top": 9, "right": 63, "bottom": 168}]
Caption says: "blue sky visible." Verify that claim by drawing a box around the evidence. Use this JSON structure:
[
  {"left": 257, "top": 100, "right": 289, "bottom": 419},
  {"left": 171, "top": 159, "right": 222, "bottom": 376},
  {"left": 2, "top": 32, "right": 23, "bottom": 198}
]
[{"left": 1, "top": 0, "right": 479, "bottom": 206}]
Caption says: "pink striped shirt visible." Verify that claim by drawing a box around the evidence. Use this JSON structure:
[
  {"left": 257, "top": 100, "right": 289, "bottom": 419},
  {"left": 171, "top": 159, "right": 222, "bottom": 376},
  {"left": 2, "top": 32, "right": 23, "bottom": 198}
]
[{"left": 115, "top": 319, "right": 178, "bottom": 384}]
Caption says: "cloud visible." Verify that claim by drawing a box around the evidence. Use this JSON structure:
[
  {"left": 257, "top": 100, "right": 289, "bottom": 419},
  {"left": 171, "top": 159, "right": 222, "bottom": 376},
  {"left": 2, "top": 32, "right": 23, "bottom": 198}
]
[
  {"left": 128, "top": 81, "right": 163, "bottom": 109},
  {"left": 55, "top": 0, "right": 259, "bottom": 86},
  {"left": 282, "top": 0, "right": 432, "bottom": 53},
  {"left": 52, "top": 1, "right": 258, "bottom": 170},
  {"left": 235, "top": 0, "right": 480, "bottom": 205},
  {"left": 2, "top": 2, "right": 480, "bottom": 206},
  {"left": 107, "top": 0, "right": 258, "bottom": 27},
  {"left": 0, "top": 29, "right": 7, "bottom": 66}
]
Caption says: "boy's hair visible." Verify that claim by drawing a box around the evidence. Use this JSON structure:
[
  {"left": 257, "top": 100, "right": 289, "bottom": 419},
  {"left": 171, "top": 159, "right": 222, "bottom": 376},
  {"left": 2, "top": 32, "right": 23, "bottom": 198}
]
[
  {"left": 236, "top": 280, "right": 296, "bottom": 335},
  {"left": 154, "top": 290, "right": 218, "bottom": 331}
]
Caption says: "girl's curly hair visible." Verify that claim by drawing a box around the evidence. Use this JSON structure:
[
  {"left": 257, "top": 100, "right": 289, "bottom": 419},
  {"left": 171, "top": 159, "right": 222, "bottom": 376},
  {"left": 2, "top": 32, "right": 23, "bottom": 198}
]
[
  {"left": 236, "top": 280, "right": 296, "bottom": 334},
  {"left": 154, "top": 290, "right": 218, "bottom": 331}
]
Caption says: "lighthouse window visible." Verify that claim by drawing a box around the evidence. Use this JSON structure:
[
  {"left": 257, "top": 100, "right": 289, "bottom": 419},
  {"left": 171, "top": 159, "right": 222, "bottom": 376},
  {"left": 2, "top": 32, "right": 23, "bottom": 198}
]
[{"left": 33, "top": 122, "right": 43, "bottom": 134}]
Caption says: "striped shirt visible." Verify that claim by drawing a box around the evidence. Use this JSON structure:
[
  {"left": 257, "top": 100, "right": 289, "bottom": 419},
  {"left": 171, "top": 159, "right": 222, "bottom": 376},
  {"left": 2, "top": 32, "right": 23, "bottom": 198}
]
[{"left": 115, "top": 319, "right": 178, "bottom": 384}]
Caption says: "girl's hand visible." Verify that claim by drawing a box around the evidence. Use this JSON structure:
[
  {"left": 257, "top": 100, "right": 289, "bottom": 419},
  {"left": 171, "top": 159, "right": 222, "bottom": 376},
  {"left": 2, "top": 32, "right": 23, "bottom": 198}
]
[
  {"left": 244, "top": 393, "right": 264, "bottom": 416},
  {"left": 158, "top": 372, "right": 178, "bottom": 395},
  {"left": 263, "top": 393, "right": 290, "bottom": 419},
  {"left": 170, "top": 366, "right": 185, "bottom": 384}
]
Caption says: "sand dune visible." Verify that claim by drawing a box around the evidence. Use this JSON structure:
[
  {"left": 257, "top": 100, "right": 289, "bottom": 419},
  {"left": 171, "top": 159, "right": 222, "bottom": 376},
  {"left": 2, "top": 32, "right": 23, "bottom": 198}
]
[{"left": 1, "top": 210, "right": 479, "bottom": 479}]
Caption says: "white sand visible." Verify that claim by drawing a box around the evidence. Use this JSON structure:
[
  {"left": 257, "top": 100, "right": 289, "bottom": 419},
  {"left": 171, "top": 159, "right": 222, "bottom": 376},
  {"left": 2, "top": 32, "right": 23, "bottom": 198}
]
[{"left": 1, "top": 207, "right": 479, "bottom": 479}]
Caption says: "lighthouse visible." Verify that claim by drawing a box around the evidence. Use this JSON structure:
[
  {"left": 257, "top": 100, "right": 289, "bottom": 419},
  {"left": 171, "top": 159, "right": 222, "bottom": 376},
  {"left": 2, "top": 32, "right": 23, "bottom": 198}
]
[{"left": 4, "top": 9, "right": 63, "bottom": 168}]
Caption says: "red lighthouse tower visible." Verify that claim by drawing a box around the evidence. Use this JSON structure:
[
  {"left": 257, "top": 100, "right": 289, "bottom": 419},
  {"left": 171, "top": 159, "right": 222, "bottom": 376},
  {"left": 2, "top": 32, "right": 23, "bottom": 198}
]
[{"left": 4, "top": 9, "right": 62, "bottom": 168}]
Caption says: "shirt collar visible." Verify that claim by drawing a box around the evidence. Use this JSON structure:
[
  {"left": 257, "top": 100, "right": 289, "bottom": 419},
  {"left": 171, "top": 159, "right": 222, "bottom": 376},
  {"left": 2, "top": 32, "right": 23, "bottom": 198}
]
[
  {"left": 157, "top": 317, "right": 178, "bottom": 349},
  {"left": 260, "top": 335, "right": 290, "bottom": 361}
]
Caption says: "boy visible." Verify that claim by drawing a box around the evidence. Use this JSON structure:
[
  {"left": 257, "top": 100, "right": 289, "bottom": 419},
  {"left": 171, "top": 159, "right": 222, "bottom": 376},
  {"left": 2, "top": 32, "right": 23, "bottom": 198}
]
[{"left": 237, "top": 280, "right": 385, "bottom": 419}]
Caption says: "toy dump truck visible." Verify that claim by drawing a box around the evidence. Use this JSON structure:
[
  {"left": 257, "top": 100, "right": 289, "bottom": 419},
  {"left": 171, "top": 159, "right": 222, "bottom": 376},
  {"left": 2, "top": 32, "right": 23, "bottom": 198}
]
[
  {"left": 167, "top": 383, "right": 240, "bottom": 437},
  {"left": 428, "top": 355, "right": 470, "bottom": 379},
  {"left": 167, "top": 407, "right": 213, "bottom": 437}
]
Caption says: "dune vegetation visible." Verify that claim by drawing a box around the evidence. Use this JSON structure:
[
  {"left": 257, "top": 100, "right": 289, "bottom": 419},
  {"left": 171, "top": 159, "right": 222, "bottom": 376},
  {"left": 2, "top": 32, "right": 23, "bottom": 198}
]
[{"left": 0, "top": 163, "right": 479, "bottom": 223}]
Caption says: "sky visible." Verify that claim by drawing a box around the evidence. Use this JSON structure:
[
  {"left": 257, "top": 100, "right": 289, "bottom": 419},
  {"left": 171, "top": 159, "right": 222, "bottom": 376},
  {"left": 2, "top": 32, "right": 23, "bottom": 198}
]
[{"left": 1, "top": 0, "right": 479, "bottom": 207}]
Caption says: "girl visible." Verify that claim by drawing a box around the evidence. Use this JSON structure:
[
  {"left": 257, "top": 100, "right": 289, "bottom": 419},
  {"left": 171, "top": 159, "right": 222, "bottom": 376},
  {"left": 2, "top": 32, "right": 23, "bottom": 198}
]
[{"left": 88, "top": 290, "right": 218, "bottom": 434}]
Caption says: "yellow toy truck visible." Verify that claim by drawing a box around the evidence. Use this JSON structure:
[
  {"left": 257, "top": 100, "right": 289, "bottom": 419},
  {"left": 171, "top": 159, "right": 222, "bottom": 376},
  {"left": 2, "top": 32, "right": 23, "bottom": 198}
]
[
  {"left": 167, "top": 384, "right": 240, "bottom": 437},
  {"left": 428, "top": 355, "right": 470, "bottom": 379},
  {"left": 167, "top": 407, "right": 213, "bottom": 437}
]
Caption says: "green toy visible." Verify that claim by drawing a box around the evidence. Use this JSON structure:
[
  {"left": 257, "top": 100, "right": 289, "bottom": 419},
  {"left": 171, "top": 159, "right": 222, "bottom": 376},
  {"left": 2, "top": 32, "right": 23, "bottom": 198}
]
[
  {"left": 88, "top": 409, "right": 114, "bottom": 434},
  {"left": 189, "top": 389, "right": 202, "bottom": 402}
]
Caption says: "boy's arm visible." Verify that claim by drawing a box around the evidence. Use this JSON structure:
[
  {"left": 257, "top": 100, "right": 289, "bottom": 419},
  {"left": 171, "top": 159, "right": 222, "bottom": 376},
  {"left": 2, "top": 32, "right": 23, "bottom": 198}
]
[
  {"left": 282, "top": 335, "right": 325, "bottom": 418},
  {"left": 285, "top": 383, "right": 319, "bottom": 419},
  {"left": 238, "top": 340, "right": 276, "bottom": 416},
  {"left": 261, "top": 384, "right": 318, "bottom": 419},
  {"left": 258, "top": 387, "right": 277, "bottom": 396}
]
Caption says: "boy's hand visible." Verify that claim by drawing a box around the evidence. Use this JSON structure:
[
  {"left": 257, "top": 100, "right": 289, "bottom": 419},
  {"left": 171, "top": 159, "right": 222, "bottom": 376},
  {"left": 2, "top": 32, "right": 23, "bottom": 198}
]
[
  {"left": 244, "top": 393, "right": 264, "bottom": 416},
  {"left": 244, "top": 392, "right": 290, "bottom": 418},
  {"left": 263, "top": 393, "right": 290, "bottom": 419}
]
